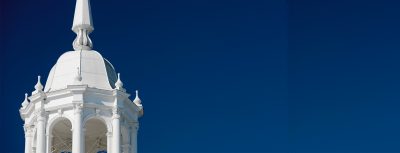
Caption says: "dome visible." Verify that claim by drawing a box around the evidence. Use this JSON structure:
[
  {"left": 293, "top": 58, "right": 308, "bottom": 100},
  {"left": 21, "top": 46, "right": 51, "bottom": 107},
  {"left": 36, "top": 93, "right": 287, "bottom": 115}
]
[{"left": 44, "top": 50, "right": 117, "bottom": 92}]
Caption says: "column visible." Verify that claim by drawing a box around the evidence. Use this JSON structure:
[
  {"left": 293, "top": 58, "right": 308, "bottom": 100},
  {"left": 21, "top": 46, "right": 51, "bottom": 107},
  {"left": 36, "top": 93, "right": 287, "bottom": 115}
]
[
  {"left": 107, "top": 131, "right": 112, "bottom": 153},
  {"left": 122, "top": 124, "right": 131, "bottom": 153},
  {"left": 72, "top": 104, "right": 84, "bottom": 153},
  {"left": 46, "top": 134, "right": 53, "bottom": 153},
  {"left": 130, "top": 124, "right": 138, "bottom": 153},
  {"left": 112, "top": 108, "right": 121, "bottom": 153},
  {"left": 24, "top": 125, "right": 34, "bottom": 153},
  {"left": 82, "top": 128, "right": 86, "bottom": 152},
  {"left": 36, "top": 110, "right": 46, "bottom": 153},
  {"left": 122, "top": 144, "right": 130, "bottom": 153}
]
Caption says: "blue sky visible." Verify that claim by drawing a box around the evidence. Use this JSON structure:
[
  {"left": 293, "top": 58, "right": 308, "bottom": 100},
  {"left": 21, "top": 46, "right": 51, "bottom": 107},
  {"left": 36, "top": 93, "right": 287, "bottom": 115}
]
[
  {"left": 289, "top": 0, "right": 400, "bottom": 152},
  {"left": 2, "top": 0, "right": 400, "bottom": 152}
]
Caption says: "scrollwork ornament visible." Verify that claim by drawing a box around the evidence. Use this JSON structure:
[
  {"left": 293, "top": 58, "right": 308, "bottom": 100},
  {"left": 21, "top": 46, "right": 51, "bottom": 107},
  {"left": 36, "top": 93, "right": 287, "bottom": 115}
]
[
  {"left": 112, "top": 107, "right": 120, "bottom": 119},
  {"left": 74, "top": 104, "right": 83, "bottom": 114},
  {"left": 36, "top": 109, "right": 46, "bottom": 121},
  {"left": 57, "top": 109, "right": 63, "bottom": 117},
  {"left": 112, "top": 107, "right": 119, "bottom": 114},
  {"left": 112, "top": 113, "right": 121, "bottom": 119},
  {"left": 24, "top": 124, "right": 35, "bottom": 137},
  {"left": 106, "top": 131, "right": 113, "bottom": 137},
  {"left": 95, "top": 108, "right": 100, "bottom": 116}
]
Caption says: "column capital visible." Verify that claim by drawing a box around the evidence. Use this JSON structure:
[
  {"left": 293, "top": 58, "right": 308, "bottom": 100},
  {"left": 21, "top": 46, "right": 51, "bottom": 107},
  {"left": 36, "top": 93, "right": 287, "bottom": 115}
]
[
  {"left": 37, "top": 118, "right": 45, "bottom": 122},
  {"left": 112, "top": 107, "right": 119, "bottom": 114},
  {"left": 36, "top": 109, "right": 46, "bottom": 119},
  {"left": 37, "top": 115, "right": 46, "bottom": 122},
  {"left": 25, "top": 130, "right": 35, "bottom": 137},
  {"left": 24, "top": 124, "right": 34, "bottom": 130},
  {"left": 74, "top": 103, "right": 83, "bottom": 114},
  {"left": 95, "top": 108, "right": 101, "bottom": 116},
  {"left": 112, "top": 107, "right": 121, "bottom": 119},
  {"left": 57, "top": 108, "right": 64, "bottom": 117},
  {"left": 112, "top": 114, "right": 121, "bottom": 119},
  {"left": 106, "top": 131, "right": 113, "bottom": 137}
]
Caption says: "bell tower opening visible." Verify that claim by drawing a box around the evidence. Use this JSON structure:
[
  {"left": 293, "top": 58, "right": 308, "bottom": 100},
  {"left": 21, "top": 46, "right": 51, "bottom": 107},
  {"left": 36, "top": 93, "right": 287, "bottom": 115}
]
[{"left": 50, "top": 117, "right": 73, "bottom": 153}]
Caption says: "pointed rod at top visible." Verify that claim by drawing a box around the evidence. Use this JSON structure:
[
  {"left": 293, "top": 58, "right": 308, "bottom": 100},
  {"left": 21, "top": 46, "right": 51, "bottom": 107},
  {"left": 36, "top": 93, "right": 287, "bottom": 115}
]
[
  {"left": 72, "top": 0, "right": 94, "bottom": 51},
  {"left": 72, "top": 0, "right": 93, "bottom": 32}
]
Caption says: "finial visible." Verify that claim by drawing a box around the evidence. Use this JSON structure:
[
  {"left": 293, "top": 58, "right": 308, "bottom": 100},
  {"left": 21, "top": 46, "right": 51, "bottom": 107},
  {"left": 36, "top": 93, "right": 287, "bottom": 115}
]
[
  {"left": 133, "top": 90, "right": 142, "bottom": 105},
  {"left": 21, "top": 93, "right": 29, "bottom": 108},
  {"left": 115, "top": 73, "right": 126, "bottom": 91},
  {"left": 34, "top": 76, "right": 43, "bottom": 92},
  {"left": 72, "top": 0, "right": 93, "bottom": 51}
]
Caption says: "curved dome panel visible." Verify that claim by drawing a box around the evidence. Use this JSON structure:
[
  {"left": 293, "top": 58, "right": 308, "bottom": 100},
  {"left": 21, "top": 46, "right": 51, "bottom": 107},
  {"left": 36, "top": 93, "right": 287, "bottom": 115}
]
[
  {"left": 104, "top": 58, "right": 117, "bottom": 89},
  {"left": 44, "top": 50, "right": 117, "bottom": 92}
]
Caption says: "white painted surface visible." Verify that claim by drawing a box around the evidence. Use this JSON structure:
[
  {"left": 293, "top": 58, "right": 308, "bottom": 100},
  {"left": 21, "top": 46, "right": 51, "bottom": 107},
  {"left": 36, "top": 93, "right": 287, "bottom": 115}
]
[
  {"left": 19, "top": 0, "right": 144, "bottom": 152},
  {"left": 44, "top": 50, "right": 117, "bottom": 92}
]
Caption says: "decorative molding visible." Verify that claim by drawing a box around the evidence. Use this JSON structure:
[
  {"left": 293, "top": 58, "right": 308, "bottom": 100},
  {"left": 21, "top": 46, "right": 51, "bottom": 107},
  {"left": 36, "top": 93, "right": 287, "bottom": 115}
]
[
  {"left": 36, "top": 109, "right": 47, "bottom": 122},
  {"left": 24, "top": 124, "right": 35, "bottom": 137},
  {"left": 82, "top": 112, "right": 112, "bottom": 132},
  {"left": 106, "top": 131, "right": 112, "bottom": 137},
  {"left": 112, "top": 106, "right": 121, "bottom": 120},
  {"left": 73, "top": 28, "right": 93, "bottom": 50},
  {"left": 57, "top": 109, "right": 63, "bottom": 117},
  {"left": 95, "top": 108, "right": 100, "bottom": 116},
  {"left": 45, "top": 113, "right": 74, "bottom": 135},
  {"left": 74, "top": 103, "right": 83, "bottom": 114}
]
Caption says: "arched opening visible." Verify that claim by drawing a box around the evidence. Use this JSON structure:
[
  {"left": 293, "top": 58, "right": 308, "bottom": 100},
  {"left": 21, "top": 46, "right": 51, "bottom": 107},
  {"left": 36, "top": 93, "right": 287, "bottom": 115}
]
[
  {"left": 50, "top": 117, "right": 73, "bottom": 153},
  {"left": 85, "top": 118, "right": 108, "bottom": 153}
]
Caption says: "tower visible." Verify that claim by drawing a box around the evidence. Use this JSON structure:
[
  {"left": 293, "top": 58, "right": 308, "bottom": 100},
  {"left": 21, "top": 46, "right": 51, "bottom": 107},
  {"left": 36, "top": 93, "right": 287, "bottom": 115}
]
[{"left": 19, "top": 0, "right": 144, "bottom": 153}]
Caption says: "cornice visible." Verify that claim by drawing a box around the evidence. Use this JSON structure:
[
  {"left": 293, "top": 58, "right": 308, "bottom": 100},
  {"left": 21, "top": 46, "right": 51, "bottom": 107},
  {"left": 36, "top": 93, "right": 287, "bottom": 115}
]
[{"left": 20, "top": 85, "right": 142, "bottom": 120}]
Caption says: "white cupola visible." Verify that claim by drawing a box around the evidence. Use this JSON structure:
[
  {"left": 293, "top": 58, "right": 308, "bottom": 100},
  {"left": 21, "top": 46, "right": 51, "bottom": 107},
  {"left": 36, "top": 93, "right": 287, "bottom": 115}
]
[{"left": 19, "top": 0, "right": 144, "bottom": 153}]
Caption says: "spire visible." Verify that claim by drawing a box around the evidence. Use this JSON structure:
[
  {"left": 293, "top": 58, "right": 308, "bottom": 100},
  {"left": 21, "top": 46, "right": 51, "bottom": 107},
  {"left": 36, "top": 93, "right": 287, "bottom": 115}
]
[
  {"left": 34, "top": 76, "right": 44, "bottom": 92},
  {"left": 72, "top": 0, "right": 93, "bottom": 51},
  {"left": 115, "top": 73, "right": 125, "bottom": 92},
  {"left": 133, "top": 90, "right": 142, "bottom": 106},
  {"left": 21, "top": 93, "right": 29, "bottom": 108}
]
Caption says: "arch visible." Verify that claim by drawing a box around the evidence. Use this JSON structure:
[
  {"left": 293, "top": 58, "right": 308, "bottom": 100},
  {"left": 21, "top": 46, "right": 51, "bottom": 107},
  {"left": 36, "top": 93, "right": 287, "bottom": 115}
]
[
  {"left": 83, "top": 113, "right": 112, "bottom": 132},
  {"left": 84, "top": 117, "right": 108, "bottom": 153},
  {"left": 49, "top": 117, "right": 73, "bottom": 153},
  {"left": 46, "top": 114, "right": 73, "bottom": 135}
]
